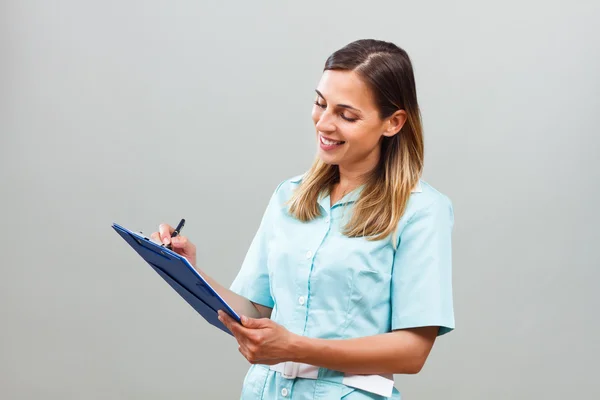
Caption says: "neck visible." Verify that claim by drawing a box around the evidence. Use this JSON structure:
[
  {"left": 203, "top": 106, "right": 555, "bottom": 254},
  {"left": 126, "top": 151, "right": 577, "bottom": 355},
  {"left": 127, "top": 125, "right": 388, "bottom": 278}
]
[
  {"left": 337, "top": 152, "right": 379, "bottom": 191},
  {"left": 337, "top": 169, "right": 366, "bottom": 192},
  {"left": 337, "top": 141, "right": 381, "bottom": 188}
]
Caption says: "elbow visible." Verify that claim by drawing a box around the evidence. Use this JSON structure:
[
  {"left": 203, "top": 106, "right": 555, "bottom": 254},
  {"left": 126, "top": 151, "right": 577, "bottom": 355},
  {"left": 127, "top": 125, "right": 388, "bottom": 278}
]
[
  {"left": 400, "top": 353, "right": 429, "bottom": 375},
  {"left": 391, "top": 327, "right": 437, "bottom": 374},
  {"left": 406, "top": 359, "right": 425, "bottom": 374},
  {"left": 401, "top": 361, "right": 423, "bottom": 375}
]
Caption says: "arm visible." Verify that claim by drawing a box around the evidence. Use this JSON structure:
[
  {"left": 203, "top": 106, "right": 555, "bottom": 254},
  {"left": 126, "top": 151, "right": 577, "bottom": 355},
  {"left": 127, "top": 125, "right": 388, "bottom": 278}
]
[
  {"left": 195, "top": 268, "right": 273, "bottom": 320},
  {"left": 218, "top": 311, "right": 439, "bottom": 375},
  {"left": 287, "top": 197, "right": 453, "bottom": 375},
  {"left": 291, "top": 326, "right": 438, "bottom": 375},
  {"left": 156, "top": 182, "right": 285, "bottom": 322},
  {"left": 218, "top": 193, "right": 455, "bottom": 373},
  {"left": 152, "top": 224, "right": 273, "bottom": 320}
]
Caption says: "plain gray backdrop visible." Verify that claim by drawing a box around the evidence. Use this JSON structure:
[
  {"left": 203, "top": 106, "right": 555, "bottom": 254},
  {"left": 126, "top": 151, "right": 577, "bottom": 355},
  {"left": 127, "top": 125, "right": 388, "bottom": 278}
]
[{"left": 2, "top": 1, "right": 599, "bottom": 399}]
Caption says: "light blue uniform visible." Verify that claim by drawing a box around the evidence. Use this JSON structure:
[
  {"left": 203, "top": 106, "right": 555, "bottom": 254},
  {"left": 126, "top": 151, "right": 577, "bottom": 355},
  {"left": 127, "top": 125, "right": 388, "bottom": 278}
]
[{"left": 230, "top": 174, "right": 455, "bottom": 399}]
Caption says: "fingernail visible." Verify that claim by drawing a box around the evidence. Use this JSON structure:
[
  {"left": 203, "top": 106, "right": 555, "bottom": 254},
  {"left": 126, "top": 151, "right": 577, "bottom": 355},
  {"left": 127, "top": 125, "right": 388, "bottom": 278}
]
[
  {"left": 162, "top": 237, "right": 170, "bottom": 244},
  {"left": 241, "top": 316, "right": 247, "bottom": 323}
]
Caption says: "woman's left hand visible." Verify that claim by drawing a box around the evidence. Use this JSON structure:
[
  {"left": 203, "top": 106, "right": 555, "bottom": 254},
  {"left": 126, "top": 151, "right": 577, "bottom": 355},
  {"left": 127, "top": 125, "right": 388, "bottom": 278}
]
[{"left": 218, "top": 310, "right": 297, "bottom": 365}]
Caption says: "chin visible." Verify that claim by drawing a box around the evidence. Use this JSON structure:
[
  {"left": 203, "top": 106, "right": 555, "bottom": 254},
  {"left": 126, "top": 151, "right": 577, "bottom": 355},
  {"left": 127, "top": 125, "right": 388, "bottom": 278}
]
[{"left": 317, "top": 152, "right": 340, "bottom": 166}]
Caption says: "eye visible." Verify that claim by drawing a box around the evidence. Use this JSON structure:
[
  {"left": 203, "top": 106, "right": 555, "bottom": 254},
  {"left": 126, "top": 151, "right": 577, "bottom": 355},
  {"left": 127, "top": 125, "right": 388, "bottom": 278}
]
[
  {"left": 341, "top": 113, "right": 358, "bottom": 122},
  {"left": 313, "top": 101, "right": 358, "bottom": 123}
]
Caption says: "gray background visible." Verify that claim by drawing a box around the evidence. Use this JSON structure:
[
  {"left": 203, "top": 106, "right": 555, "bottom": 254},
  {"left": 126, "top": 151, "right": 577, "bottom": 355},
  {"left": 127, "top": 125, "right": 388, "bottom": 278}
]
[{"left": 1, "top": 1, "right": 599, "bottom": 399}]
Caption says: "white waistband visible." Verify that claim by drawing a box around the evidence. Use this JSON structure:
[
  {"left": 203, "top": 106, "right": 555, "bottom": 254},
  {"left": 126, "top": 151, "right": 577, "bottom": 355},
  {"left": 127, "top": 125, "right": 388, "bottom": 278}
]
[{"left": 269, "top": 361, "right": 394, "bottom": 398}]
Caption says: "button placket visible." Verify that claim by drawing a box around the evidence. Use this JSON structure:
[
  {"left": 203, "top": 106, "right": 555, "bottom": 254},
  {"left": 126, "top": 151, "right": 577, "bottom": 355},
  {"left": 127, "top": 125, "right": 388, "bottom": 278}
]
[
  {"left": 279, "top": 363, "right": 294, "bottom": 398},
  {"left": 299, "top": 214, "right": 334, "bottom": 338}
]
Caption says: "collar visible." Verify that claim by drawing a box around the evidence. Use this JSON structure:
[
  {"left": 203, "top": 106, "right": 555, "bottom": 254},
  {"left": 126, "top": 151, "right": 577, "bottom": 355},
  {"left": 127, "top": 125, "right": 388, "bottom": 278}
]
[
  {"left": 290, "top": 174, "right": 422, "bottom": 193},
  {"left": 290, "top": 174, "right": 422, "bottom": 210}
]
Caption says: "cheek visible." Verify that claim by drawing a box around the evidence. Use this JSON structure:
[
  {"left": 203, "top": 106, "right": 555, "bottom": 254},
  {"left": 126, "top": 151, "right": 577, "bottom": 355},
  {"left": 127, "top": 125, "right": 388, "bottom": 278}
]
[{"left": 345, "top": 127, "right": 380, "bottom": 149}]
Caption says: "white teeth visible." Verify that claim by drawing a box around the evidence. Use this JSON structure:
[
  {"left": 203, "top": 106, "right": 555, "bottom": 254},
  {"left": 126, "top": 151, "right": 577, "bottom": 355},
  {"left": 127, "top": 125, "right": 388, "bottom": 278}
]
[{"left": 320, "top": 135, "right": 343, "bottom": 145}]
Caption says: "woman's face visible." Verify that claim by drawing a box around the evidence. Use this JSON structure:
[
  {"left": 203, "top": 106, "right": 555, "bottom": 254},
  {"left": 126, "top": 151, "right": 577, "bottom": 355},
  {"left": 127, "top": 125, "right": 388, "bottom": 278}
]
[{"left": 312, "top": 69, "right": 405, "bottom": 173}]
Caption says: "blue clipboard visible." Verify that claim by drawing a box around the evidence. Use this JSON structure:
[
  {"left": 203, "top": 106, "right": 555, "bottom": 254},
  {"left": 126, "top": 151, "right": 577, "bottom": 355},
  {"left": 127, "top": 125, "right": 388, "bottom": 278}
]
[{"left": 112, "top": 222, "right": 241, "bottom": 336}]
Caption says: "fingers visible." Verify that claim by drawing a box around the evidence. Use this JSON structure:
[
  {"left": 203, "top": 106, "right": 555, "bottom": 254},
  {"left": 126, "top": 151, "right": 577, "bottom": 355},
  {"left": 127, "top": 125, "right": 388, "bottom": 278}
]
[
  {"left": 170, "top": 235, "right": 188, "bottom": 250},
  {"left": 219, "top": 311, "right": 266, "bottom": 335},
  {"left": 219, "top": 311, "right": 242, "bottom": 342},
  {"left": 218, "top": 310, "right": 235, "bottom": 331},
  {"left": 219, "top": 310, "right": 245, "bottom": 336},
  {"left": 151, "top": 223, "right": 197, "bottom": 267},
  {"left": 150, "top": 232, "right": 161, "bottom": 244},
  {"left": 158, "top": 223, "right": 174, "bottom": 245},
  {"left": 219, "top": 312, "right": 252, "bottom": 360},
  {"left": 219, "top": 311, "right": 275, "bottom": 364},
  {"left": 241, "top": 316, "right": 270, "bottom": 329},
  {"left": 170, "top": 235, "right": 196, "bottom": 262}
]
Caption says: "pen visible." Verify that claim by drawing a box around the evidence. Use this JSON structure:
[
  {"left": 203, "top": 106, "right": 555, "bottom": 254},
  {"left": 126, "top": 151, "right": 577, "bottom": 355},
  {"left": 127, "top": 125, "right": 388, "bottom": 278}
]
[{"left": 165, "top": 218, "right": 185, "bottom": 250}]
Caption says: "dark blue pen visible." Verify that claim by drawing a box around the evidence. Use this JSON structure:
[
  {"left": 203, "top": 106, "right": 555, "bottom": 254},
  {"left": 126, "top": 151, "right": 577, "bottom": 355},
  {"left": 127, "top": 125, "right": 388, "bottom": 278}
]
[{"left": 165, "top": 218, "right": 185, "bottom": 250}]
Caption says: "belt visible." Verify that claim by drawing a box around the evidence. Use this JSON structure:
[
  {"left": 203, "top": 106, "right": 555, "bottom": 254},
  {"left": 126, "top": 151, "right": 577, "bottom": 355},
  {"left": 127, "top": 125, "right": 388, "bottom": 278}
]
[{"left": 269, "top": 361, "right": 394, "bottom": 398}]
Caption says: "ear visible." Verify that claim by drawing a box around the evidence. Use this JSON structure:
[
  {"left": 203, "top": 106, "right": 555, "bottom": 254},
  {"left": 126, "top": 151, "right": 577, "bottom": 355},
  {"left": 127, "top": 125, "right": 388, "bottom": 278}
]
[{"left": 382, "top": 109, "right": 407, "bottom": 138}]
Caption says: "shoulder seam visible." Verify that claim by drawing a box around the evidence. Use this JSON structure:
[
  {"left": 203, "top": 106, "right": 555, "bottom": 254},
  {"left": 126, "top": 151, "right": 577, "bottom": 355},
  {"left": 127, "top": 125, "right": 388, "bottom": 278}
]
[
  {"left": 396, "top": 194, "right": 451, "bottom": 246},
  {"left": 273, "top": 173, "right": 303, "bottom": 195}
]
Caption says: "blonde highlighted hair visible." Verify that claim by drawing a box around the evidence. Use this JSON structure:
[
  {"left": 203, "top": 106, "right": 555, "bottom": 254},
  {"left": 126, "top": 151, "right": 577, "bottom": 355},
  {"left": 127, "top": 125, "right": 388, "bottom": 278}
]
[{"left": 286, "top": 39, "right": 424, "bottom": 245}]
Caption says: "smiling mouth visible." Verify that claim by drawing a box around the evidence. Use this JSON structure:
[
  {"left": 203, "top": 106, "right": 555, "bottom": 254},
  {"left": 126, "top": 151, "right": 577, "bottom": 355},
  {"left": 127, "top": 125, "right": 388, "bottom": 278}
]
[{"left": 320, "top": 135, "right": 345, "bottom": 145}]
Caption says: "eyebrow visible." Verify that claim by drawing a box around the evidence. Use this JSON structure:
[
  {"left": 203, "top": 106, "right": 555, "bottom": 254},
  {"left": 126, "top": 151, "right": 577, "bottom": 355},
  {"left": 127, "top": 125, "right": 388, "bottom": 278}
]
[{"left": 315, "top": 90, "right": 362, "bottom": 113}]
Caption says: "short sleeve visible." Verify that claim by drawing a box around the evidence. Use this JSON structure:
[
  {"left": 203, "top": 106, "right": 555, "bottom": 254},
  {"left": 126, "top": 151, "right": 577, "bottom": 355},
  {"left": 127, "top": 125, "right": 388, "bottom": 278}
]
[
  {"left": 391, "top": 195, "right": 455, "bottom": 336},
  {"left": 229, "top": 183, "right": 283, "bottom": 308}
]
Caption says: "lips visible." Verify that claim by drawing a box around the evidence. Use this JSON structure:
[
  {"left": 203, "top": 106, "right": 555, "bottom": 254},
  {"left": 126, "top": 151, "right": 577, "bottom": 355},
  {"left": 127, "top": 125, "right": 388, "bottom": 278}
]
[{"left": 320, "top": 135, "right": 345, "bottom": 145}]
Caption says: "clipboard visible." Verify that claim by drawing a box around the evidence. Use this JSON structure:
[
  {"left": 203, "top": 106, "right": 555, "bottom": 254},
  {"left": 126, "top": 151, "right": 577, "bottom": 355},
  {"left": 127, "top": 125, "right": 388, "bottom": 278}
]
[{"left": 112, "top": 222, "right": 241, "bottom": 336}]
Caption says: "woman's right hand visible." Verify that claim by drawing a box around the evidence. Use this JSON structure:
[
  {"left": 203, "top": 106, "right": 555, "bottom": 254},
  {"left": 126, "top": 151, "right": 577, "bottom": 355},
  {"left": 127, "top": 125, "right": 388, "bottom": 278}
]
[{"left": 151, "top": 223, "right": 197, "bottom": 268}]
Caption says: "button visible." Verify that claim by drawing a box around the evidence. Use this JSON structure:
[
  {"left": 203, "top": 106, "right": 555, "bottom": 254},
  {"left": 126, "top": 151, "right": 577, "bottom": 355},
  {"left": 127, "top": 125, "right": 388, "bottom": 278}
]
[
  {"left": 325, "top": 217, "right": 330, "bottom": 223},
  {"left": 305, "top": 250, "right": 312, "bottom": 259},
  {"left": 298, "top": 296, "right": 305, "bottom": 305},
  {"left": 281, "top": 388, "right": 288, "bottom": 397}
]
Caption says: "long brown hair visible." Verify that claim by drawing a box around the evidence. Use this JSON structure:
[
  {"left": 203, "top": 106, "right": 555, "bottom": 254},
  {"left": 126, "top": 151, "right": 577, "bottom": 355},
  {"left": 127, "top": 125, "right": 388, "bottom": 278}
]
[{"left": 287, "top": 39, "right": 424, "bottom": 245}]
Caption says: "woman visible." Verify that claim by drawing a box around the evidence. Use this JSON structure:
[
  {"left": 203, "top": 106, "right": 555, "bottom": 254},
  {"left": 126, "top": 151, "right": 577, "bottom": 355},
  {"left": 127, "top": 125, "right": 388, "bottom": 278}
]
[{"left": 153, "top": 39, "right": 455, "bottom": 399}]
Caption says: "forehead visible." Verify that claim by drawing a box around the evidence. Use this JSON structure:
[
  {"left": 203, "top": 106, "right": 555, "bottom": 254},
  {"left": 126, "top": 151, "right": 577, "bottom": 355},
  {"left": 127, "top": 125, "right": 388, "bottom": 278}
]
[{"left": 316, "top": 70, "right": 376, "bottom": 110}]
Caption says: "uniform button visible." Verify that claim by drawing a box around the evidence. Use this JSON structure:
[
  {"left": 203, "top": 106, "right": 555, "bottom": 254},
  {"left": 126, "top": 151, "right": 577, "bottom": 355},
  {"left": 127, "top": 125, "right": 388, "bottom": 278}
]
[
  {"left": 298, "top": 296, "right": 305, "bottom": 305},
  {"left": 325, "top": 217, "right": 330, "bottom": 223},
  {"left": 305, "top": 250, "right": 312, "bottom": 259},
  {"left": 281, "top": 388, "right": 288, "bottom": 397}
]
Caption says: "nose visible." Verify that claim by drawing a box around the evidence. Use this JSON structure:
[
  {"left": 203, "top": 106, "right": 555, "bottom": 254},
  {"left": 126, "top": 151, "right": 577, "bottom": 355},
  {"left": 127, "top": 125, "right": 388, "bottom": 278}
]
[{"left": 315, "top": 110, "right": 336, "bottom": 133}]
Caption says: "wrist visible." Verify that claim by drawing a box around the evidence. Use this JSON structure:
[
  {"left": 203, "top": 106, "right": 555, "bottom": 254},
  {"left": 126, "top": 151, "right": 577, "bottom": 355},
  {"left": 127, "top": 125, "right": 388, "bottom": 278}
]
[{"left": 289, "top": 333, "right": 311, "bottom": 363}]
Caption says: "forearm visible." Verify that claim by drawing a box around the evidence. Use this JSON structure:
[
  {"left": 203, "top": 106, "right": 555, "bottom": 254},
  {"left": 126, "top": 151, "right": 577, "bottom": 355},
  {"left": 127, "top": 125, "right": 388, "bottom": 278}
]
[
  {"left": 194, "top": 268, "right": 265, "bottom": 320},
  {"left": 291, "top": 330, "right": 434, "bottom": 375}
]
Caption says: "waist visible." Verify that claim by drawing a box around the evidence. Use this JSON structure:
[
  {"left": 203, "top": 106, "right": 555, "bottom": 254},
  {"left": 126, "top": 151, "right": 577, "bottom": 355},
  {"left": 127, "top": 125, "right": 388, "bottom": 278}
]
[{"left": 269, "top": 361, "right": 394, "bottom": 398}]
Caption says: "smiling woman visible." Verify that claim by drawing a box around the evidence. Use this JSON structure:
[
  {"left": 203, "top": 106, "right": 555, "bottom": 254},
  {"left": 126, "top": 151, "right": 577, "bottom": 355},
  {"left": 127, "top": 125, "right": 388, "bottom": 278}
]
[
  {"left": 155, "top": 38, "right": 455, "bottom": 400},
  {"left": 289, "top": 45, "right": 427, "bottom": 244}
]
